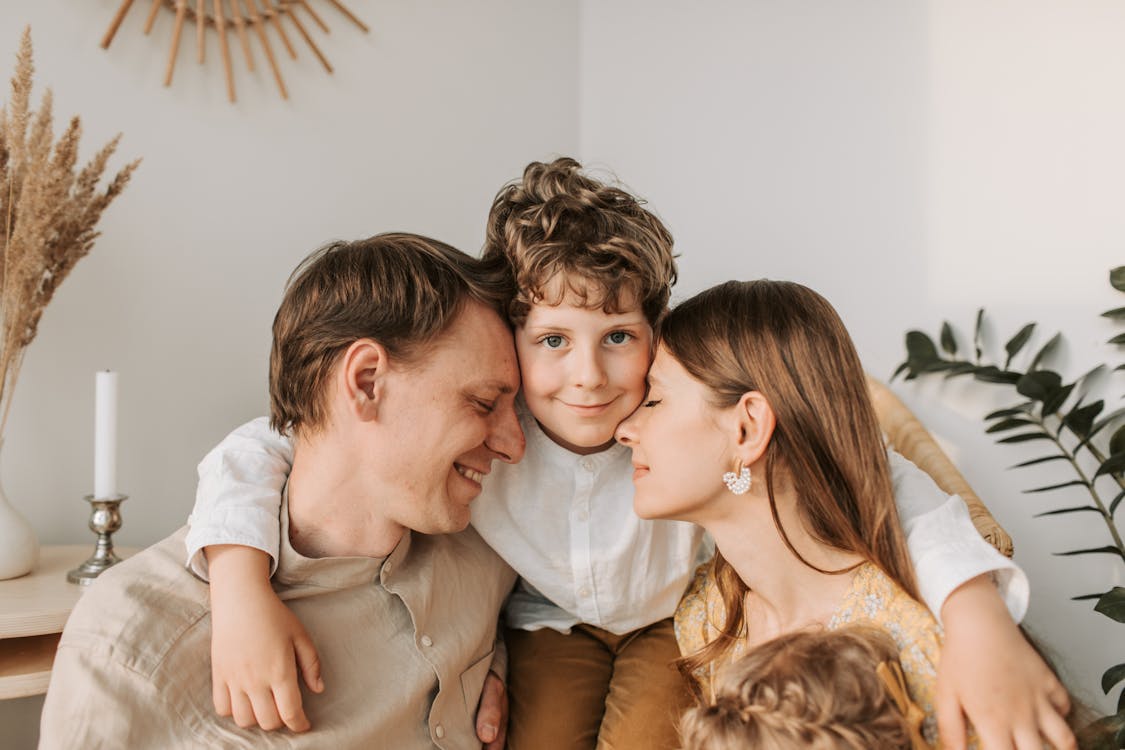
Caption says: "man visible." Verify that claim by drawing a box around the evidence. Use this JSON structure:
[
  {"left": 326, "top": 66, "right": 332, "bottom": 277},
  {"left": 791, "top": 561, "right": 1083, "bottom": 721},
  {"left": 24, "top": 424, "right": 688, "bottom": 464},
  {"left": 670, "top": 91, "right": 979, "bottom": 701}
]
[{"left": 39, "top": 233, "right": 525, "bottom": 749}]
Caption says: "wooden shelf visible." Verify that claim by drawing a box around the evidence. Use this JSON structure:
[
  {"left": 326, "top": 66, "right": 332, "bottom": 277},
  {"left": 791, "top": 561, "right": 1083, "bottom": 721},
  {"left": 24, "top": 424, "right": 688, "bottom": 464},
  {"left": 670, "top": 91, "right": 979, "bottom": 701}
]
[
  {"left": 0, "top": 633, "right": 60, "bottom": 699},
  {"left": 0, "top": 544, "right": 139, "bottom": 700}
]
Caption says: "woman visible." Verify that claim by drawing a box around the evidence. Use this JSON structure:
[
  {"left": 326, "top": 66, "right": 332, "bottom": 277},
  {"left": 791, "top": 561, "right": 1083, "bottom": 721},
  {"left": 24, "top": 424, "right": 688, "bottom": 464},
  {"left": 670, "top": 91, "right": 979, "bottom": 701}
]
[{"left": 614, "top": 280, "right": 1074, "bottom": 749}]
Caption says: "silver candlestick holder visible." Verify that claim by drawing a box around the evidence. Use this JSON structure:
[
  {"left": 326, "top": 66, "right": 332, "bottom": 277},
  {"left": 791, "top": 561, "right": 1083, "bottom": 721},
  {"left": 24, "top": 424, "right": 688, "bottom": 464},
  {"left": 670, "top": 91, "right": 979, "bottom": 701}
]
[{"left": 67, "top": 494, "right": 127, "bottom": 585}]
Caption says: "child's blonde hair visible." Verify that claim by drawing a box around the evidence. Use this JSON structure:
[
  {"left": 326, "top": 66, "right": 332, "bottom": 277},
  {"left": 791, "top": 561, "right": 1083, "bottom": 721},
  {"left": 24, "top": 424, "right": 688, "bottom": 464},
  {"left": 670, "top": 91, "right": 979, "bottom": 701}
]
[
  {"left": 483, "top": 157, "right": 677, "bottom": 326},
  {"left": 679, "top": 626, "right": 926, "bottom": 750}
]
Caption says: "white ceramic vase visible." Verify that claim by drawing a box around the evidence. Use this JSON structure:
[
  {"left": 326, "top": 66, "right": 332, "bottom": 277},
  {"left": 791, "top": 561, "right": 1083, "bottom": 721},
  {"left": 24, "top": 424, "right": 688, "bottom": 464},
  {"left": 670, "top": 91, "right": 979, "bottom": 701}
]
[{"left": 0, "top": 460, "right": 39, "bottom": 579}]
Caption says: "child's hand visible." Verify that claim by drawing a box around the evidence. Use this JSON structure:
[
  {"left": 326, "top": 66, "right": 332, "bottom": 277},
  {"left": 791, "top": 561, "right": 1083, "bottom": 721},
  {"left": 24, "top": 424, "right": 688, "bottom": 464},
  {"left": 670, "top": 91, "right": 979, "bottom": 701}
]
[
  {"left": 206, "top": 545, "right": 324, "bottom": 733},
  {"left": 475, "top": 670, "right": 508, "bottom": 750},
  {"left": 937, "top": 575, "right": 1075, "bottom": 750}
]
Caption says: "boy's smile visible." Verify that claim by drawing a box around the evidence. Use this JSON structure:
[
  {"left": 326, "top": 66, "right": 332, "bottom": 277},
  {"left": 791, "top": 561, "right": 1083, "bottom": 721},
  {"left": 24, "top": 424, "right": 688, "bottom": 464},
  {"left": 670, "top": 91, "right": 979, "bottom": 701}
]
[{"left": 515, "top": 288, "right": 653, "bottom": 455}]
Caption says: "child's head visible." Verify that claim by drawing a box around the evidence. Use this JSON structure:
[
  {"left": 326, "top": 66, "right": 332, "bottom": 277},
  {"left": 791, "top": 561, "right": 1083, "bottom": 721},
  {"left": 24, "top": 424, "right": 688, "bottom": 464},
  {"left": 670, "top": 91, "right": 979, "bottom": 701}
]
[
  {"left": 483, "top": 157, "right": 677, "bottom": 453},
  {"left": 679, "top": 626, "right": 927, "bottom": 750}
]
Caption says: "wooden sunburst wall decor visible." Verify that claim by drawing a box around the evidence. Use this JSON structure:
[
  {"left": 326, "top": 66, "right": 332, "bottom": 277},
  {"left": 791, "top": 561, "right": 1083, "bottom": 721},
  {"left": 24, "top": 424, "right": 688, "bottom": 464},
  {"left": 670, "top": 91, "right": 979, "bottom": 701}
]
[{"left": 101, "top": 0, "right": 369, "bottom": 102}]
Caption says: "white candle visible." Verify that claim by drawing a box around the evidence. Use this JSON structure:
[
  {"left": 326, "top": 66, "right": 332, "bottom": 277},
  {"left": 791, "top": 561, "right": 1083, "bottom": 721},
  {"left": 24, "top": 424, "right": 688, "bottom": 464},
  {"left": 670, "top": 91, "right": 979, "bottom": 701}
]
[{"left": 94, "top": 370, "right": 118, "bottom": 498}]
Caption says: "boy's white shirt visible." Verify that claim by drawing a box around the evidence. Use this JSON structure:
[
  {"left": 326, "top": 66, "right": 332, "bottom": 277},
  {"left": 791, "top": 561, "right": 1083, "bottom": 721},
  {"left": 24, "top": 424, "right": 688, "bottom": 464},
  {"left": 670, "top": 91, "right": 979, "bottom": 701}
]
[{"left": 186, "top": 415, "right": 1028, "bottom": 633}]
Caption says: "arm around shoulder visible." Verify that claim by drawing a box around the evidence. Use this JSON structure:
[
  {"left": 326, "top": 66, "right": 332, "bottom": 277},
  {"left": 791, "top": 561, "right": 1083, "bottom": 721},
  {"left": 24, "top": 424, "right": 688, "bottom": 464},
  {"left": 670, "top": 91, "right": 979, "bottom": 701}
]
[{"left": 186, "top": 417, "right": 295, "bottom": 579}]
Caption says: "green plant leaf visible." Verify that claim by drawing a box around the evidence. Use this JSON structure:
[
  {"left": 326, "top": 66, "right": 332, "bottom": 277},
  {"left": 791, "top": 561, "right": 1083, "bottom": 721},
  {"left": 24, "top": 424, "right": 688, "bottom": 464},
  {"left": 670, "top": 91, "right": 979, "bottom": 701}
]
[
  {"left": 1105, "top": 664, "right": 1125, "bottom": 694},
  {"left": 1029, "top": 332, "right": 1061, "bottom": 371},
  {"left": 1034, "top": 505, "right": 1101, "bottom": 517},
  {"left": 1112, "top": 266, "right": 1125, "bottom": 292},
  {"left": 997, "top": 432, "right": 1052, "bottom": 444},
  {"left": 974, "top": 366, "right": 1022, "bottom": 385},
  {"left": 891, "top": 361, "right": 910, "bottom": 381},
  {"left": 1096, "top": 587, "right": 1125, "bottom": 623},
  {"left": 1103, "top": 306, "right": 1125, "bottom": 319},
  {"left": 1024, "top": 480, "right": 1090, "bottom": 494},
  {"left": 973, "top": 308, "right": 985, "bottom": 362},
  {"left": 1072, "top": 592, "right": 1107, "bottom": 601},
  {"left": 1109, "top": 333, "right": 1125, "bottom": 346},
  {"left": 943, "top": 362, "right": 978, "bottom": 378},
  {"left": 1016, "top": 370, "right": 1062, "bottom": 402},
  {"left": 1010, "top": 455, "right": 1068, "bottom": 469},
  {"left": 1064, "top": 400, "right": 1105, "bottom": 437},
  {"left": 1111, "top": 489, "right": 1125, "bottom": 517},
  {"left": 985, "top": 418, "right": 1034, "bottom": 433},
  {"left": 986, "top": 403, "right": 1034, "bottom": 420},
  {"left": 1075, "top": 408, "right": 1125, "bottom": 453},
  {"left": 1096, "top": 452, "right": 1125, "bottom": 478},
  {"left": 1042, "top": 383, "right": 1075, "bottom": 416},
  {"left": 1003, "top": 323, "right": 1035, "bottom": 369},
  {"left": 1111, "top": 425, "right": 1125, "bottom": 458},
  {"left": 1055, "top": 546, "right": 1125, "bottom": 561},
  {"left": 940, "top": 322, "right": 957, "bottom": 355},
  {"left": 905, "top": 331, "right": 939, "bottom": 363}
]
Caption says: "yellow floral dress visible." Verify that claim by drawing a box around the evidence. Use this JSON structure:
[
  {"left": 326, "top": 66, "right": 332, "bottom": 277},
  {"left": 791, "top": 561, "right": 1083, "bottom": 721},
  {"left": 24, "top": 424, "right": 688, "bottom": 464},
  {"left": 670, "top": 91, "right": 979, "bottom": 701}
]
[{"left": 675, "top": 562, "right": 960, "bottom": 748}]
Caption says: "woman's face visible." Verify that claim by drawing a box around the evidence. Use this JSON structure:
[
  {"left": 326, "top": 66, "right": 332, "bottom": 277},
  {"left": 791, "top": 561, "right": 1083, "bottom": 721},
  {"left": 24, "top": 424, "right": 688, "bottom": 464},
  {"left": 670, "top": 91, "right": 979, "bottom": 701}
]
[{"left": 615, "top": 345, "right": 733, "bottom": 521}]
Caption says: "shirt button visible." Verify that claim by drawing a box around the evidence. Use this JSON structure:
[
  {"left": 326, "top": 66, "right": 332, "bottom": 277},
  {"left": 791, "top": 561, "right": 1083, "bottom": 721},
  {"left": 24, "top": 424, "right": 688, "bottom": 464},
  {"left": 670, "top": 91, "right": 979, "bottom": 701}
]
[
  {"left": 578, "top": 587, "right": 590, "bottom": 598},
  {"left": 576, "top": 509, "right": 589, "bottom": 522},
  {"left": 421, "top": 634, "right": 434, "bottom": 647},
  {"left": 434, "top": 724, "right": 446, "bottom": 739},
  {"left": 580, "top": 458, "right": 595, "bottom": 471},
  {"left": 384, "top": 561, "right": 393, "bottom": 574}
]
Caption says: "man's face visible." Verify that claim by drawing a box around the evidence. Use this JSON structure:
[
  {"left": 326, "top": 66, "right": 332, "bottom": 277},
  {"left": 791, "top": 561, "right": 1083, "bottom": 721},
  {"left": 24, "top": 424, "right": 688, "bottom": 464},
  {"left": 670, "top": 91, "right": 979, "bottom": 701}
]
[{"left": 374, "top": 300, "right": 524, "bottom": 534}]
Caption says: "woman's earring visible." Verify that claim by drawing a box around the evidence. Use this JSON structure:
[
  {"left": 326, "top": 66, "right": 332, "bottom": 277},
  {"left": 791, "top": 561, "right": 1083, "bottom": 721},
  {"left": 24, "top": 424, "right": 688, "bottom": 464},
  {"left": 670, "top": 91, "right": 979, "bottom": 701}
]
[{"left": 722, "top": 460, "right": 752, "bottom": 495}]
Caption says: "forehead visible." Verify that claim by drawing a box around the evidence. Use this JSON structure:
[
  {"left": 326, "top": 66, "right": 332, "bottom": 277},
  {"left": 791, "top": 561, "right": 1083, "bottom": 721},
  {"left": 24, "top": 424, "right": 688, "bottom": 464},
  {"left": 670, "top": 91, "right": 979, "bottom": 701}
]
[
  {"left": 428, "top": 301, "right": 519, "bottom": 388},
  {"left": 648, "top": 346, "right": 692, "bottom": 386}
]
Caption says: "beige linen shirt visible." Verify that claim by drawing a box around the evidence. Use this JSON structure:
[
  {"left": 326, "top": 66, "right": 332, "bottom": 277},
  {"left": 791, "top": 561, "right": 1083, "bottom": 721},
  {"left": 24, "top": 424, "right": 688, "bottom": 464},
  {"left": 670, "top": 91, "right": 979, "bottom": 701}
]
[{"left": 40, "top": 515, "right": 516, "bottom": 750}]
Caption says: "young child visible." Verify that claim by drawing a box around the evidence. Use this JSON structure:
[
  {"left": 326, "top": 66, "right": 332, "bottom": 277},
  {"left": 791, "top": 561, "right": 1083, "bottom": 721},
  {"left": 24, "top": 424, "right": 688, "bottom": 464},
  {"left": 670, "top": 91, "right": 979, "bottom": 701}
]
[
  {"left": 679, "top": 626, "right": 931, "bottom": 750},
  {"left": 186, "top": 158, "right": 1034, "bottom": 749}
]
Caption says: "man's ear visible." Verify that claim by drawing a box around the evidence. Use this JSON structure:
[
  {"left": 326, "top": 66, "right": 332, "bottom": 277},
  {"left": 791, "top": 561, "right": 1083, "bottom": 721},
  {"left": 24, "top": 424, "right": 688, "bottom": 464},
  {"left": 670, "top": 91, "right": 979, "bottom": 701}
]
[
  {"left": 732, "top": 391, "right": 776, "bottom": 467},
  {"left": 339, "top": 339, "right": 388, "bottom": 421}
]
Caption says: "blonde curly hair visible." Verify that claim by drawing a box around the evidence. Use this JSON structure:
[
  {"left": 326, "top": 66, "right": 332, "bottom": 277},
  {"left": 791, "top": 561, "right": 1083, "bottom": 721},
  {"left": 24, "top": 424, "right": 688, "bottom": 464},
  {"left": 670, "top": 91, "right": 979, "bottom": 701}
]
[{"left": 680, "top": 626, "right": 920, "bottom": 750}]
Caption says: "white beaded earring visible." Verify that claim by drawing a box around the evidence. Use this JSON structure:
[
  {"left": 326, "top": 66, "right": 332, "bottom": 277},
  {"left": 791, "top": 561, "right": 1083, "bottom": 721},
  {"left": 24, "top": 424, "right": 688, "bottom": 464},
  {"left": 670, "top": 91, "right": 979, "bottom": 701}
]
[{"left": 722, "top": 460, "right": 752, "bottom": 495}]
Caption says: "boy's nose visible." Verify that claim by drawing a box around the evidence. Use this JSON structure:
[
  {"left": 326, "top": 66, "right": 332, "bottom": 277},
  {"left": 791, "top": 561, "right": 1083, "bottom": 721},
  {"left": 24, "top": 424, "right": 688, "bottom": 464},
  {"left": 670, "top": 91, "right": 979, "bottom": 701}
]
[{"left": 573, "top": 348, "right": 607, "bottom": 389}]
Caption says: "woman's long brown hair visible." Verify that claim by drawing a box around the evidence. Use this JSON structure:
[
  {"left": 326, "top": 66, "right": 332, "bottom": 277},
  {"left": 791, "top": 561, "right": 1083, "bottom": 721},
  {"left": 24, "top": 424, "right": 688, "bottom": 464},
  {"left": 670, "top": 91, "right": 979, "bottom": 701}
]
[{"left": 664, "top": 280, "right": 920, "bottom": 693}]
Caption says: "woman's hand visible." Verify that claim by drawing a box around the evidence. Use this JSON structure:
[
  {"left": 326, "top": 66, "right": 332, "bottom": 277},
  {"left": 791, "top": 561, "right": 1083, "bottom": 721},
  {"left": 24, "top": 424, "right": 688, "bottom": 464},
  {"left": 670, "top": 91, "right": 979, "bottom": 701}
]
[
  {"left": 206, "top": 545, "right": 324, "bottom": 733},
  {"left": 937, "top": 574, "right": 1075, "bottom": 750}
]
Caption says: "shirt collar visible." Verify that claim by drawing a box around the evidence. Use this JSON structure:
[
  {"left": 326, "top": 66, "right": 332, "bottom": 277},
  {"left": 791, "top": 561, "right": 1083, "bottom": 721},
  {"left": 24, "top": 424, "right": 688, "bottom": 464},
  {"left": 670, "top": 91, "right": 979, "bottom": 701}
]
[{"left": 275, "top": 485, "right": 413, "bottom": 589}]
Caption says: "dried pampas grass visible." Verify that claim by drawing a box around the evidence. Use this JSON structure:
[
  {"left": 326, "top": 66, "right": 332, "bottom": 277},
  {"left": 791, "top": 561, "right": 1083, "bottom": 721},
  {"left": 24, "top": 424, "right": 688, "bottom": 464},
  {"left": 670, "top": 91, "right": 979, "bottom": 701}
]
[{"left": 0, "top": 27, "right": 140, "bottom": 435}]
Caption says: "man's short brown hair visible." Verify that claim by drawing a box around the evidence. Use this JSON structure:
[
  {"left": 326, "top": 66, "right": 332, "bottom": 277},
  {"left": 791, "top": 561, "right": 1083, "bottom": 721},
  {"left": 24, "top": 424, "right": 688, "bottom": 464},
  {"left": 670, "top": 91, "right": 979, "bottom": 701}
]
[
  {"left": 269, "top": 232, "right": 511, "bottom": 436},
  {"left": 482, "top": 157, "right": 677, "bottom": 326}
]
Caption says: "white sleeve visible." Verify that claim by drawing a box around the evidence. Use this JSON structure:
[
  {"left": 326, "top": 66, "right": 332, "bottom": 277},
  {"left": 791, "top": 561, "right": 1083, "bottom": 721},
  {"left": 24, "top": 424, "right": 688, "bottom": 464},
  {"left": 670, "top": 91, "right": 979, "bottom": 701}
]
[
  {"left": 185, "top": 417, "right": 294, "bottom": 581},
  {"left": 890, "top": 450, "right": 1029, "bottom": 625}
]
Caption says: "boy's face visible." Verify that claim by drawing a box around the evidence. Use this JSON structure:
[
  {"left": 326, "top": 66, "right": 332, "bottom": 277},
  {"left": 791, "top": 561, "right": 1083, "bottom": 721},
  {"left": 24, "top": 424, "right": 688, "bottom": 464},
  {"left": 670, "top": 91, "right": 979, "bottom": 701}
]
[{"left": 515, "top": 285, "right": 653, "bottom": 454}]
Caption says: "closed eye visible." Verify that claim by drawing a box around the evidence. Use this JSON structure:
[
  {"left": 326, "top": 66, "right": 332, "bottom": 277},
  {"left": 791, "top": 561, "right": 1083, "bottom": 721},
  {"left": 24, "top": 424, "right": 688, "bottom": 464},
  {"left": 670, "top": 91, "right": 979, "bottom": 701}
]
[{"left": 642, "top": 399, "right": 661, "bottom": 408}]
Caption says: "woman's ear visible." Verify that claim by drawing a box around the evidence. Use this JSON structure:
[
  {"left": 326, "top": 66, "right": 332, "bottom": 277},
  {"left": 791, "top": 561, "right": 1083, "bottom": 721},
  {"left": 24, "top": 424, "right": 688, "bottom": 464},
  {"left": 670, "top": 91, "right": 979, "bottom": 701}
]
[
  {"left": 339, "top": 339, "right": 388, "bottom": 421},
  {"left": 732, "top": 391, "right": 776, "bottom": 467}
]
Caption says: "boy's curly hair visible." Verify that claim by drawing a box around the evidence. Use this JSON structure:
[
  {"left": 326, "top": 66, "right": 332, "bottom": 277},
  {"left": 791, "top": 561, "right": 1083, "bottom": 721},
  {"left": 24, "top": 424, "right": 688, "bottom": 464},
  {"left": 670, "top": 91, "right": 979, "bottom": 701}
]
[
  {"left": 483, "top": 157, "right": 677, "bottom": 326},
  {"left": 679, "top": 626, "right": 919, "bottom": 750}
]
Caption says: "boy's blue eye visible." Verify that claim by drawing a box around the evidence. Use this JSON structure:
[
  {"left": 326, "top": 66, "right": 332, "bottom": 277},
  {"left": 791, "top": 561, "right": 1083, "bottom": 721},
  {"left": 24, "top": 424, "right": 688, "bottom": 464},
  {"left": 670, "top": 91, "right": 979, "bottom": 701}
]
[
  {"left": 606, "top": 331, "right": 632, "bottom": 345},
  {"left": 542, "top": 334, "right": 565, "bottom": 349}
]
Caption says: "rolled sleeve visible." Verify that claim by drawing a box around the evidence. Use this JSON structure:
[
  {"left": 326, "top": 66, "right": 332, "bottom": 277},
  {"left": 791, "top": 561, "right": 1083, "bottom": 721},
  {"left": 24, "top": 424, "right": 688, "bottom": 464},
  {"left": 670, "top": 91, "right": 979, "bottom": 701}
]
[{"left": 186, "top": 417, "right": 294, "bottom": 580}]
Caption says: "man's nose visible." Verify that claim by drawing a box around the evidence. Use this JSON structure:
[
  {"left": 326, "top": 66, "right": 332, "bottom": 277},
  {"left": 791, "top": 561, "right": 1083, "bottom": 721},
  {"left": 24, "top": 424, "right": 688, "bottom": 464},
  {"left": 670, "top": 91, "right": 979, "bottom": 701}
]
[{"left": 486, "top": 404, "right": 526, "bottom": 464}]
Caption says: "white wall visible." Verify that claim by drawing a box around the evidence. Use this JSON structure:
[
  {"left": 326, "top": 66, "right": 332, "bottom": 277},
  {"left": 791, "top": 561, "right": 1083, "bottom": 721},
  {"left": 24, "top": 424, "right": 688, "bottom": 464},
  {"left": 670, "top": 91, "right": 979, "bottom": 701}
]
[
  {"left": 0, "top": 0, "right": 578, "bottom": 743},
  {"left": 580, "top": 0, "right": 1124, "bottom": 714}
]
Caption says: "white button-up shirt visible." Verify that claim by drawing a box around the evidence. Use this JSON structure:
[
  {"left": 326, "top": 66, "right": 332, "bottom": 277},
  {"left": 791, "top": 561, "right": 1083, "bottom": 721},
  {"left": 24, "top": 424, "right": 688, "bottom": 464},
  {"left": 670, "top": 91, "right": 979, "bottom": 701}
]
[{"left": 187, "top": 415, "right": 1028, "bottom": 637}]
